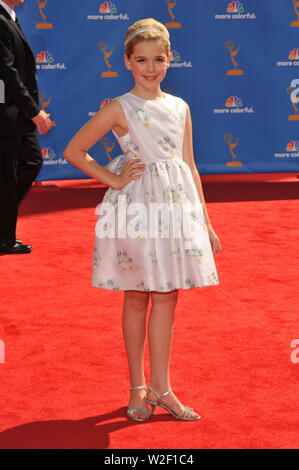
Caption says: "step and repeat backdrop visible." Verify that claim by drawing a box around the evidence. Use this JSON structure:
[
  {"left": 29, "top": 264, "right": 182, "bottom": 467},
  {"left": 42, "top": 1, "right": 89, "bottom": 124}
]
[{"left": 17, "top": 0, "right": 299, "bottom": 180}]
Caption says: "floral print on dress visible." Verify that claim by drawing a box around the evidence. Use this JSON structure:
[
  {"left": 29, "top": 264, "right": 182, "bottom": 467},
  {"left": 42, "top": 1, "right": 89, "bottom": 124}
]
[
  {"left": 207, "top": 272, "right": 219, "bottom": 284},
  {"left": 149, "top": 162, "right": 160, "bottom": 178},
  {"left": 171, "top": 247, "right": 181, "bottom": 262},
  {"left": 166, "top": 107, "right": 184, "bottom": 127},
  {"left": 157, "top": 136, "right": 176, "bottom": 158},
  {"left": 136, "top": 280, "right": 151, "bottom": 291},
  {"left": 179, "top": 162, "right": 189, "bottom": 173},
  {"left": 92, "top": 246, "right": 102, "bottom": 268},
  {"left": 123, "top": 138, "right": 140, "bottom": 160},
  {"left": 103, "top": 188, "right": 131, "bottom": 206},
  {"left": 159, "top": 280, "right": 175, "bottom": 292},
  {"left": 164, "top": 183, "right": 190, "bottom": 204},
  {"left": 97, "top": 279, "right": 120, "bottom": 290},
  {"left": 184, "top": 278, "right": 195, "bottom": 289},
  {"left": 127, "top": 217, "right": 147, "bottom": 239},
  {"left": 185, "top": 247, "right": 204, "bottom": 263},
  {"left": 148, "top": 250, "right": 158, "bottom": 264},
  {"left": 144, "top": 190, "right": 156, "bottom": 202},
  {"left": 117, "top": 249, "right": 134, "bottom": 270},
  {"left": 129, "top": 108, "right": 151, "bottom": 127}
]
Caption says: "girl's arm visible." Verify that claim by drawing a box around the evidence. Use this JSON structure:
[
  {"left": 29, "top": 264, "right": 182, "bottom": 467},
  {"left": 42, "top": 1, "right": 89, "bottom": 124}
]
[
  {"left": 182, "top": 103, "right": 222, "bottom": 254},
  {"left": 63, "top": 100, "right": 144, "bottom": 189},
  {"left": 182, "top": 103, "right": 213, "bottom": 228}
]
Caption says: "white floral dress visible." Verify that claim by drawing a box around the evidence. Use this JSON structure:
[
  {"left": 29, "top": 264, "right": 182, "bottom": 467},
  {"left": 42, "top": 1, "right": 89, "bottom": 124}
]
[{"left": 92, "top": 92, "right": 219, "bottom": 292}]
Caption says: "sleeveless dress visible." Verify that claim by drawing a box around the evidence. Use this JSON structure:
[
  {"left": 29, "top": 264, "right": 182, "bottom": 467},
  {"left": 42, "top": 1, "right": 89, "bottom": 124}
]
[{"left": 92, "top": 92, "right": 219, "bottom": 292}]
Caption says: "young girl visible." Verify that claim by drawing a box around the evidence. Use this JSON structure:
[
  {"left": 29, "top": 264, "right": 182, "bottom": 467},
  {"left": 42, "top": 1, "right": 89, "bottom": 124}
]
[{"left": 64, "top": 18, "right": 222, "bottom": 422}]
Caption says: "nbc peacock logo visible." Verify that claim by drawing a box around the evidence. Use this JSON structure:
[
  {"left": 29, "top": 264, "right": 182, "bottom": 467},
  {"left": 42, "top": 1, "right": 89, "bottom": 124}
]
[
  {"left": 276, "top": 48, "right": 299, "bottom": 67},
  {"left": 214, "top": 96, "right": 254, "bottom": 114},
  {"left": 289, "top": 48, "right": 299, "bottom": 60},
  {"left": 215, "top": 1, "right": 256, "bottom": 20},
  {"left": 170, "top": 50, "right": 181, "bottom": 62},
  {"left": 274, "top": 140, "right": 299, "bottom": 158},
  {"left": 42, "top": 147, "right": 56, "bottom": 159},
  {"left": 36, "top": 51, "right": 66, "bottom": 70},
  {"left": 227, "top": 1, "right": 244, "bottom": 13},
  {"left": 286, "top": 140, "right": 299, "bottom": 151},
  {"left": 42, "top": 148, "right": 68, "bottom": 165},
  {"left": 100, "top": 98, "right": 111, "bottom": 108},
  {"left": 100, "top": 1, "right": 116, "bottom": 13},
  {"left": 226, "top": 96, "right": 243, "bottom": 107},
  {"left": 36, "top": 51, "right": 53, "bottom": 63},
  {"left": 87, "top": 1, "right": 128, "bottom": 21},
  {"left": 170, "top": 49, "right": 192, "bottom": 68}
]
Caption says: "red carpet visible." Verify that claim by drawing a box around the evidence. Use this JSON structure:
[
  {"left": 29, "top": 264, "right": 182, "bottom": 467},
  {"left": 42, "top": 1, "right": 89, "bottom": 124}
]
[{"left": 0, "top": 173, "right": 298, "bottom": 449}]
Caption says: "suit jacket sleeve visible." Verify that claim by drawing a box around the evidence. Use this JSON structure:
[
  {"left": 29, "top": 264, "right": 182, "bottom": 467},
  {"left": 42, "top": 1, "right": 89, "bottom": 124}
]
[{"left": 0, "top": 20, "right": 40, "bottom": 120}]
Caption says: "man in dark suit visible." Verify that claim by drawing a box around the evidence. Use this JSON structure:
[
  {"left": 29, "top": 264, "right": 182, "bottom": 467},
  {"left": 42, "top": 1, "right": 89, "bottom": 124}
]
[{"left": 0, "top": 0, "right": 51, "bottom": 254}]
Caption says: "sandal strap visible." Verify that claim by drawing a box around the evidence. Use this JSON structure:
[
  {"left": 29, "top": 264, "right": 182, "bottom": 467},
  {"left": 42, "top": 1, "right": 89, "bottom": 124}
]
[
  {"left": 127, "top": 406, "right": 149, "bottom": 415},
  {"left": 148, "top": 384, "right": 172, "bottom": 399},
  {"left": 130, "top": 385, "right": 147, "bottom": 391},
  {"left": 175, "top": 406, "right": 193, "bottom": 420}
]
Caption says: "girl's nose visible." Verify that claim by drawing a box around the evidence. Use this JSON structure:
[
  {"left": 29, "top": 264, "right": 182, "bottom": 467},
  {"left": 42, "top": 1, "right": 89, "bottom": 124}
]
[{"left": 146, "top": 62, "right": 155, "bottom": 72}]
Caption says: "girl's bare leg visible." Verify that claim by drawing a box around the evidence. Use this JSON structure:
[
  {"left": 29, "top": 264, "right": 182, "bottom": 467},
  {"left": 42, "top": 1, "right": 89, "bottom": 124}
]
[
  {"left": 122, "top": 290, "right": 150, "bottom": 420},
  {"left": 147, "top": 289, "right": 199, "bottom": 418}
]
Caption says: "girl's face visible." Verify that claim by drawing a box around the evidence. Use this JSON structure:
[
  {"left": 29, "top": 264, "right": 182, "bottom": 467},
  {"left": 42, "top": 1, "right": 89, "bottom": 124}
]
[{"left": 124, "top": 39, "right": 171, "bottom": 95}]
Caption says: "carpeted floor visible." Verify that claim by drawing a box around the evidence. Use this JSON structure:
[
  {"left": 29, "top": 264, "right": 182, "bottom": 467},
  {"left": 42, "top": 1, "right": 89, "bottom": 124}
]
[{"left": 0, "top": 173, "right": 298, "bottom": 449}]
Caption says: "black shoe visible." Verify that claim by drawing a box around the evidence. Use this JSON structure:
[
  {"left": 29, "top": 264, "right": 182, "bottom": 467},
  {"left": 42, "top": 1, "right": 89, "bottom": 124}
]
[{"left": 0, "top": 242, "right": 32, "bottom": 254}]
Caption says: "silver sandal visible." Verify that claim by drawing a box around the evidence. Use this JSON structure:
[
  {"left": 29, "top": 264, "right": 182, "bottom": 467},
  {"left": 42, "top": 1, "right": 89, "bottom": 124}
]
[
  {"left": 146, "top": 385, "right": 201, "bottom": 421},
  {"left": 127, "top": 385, "right": 150, "bottom": 422}
]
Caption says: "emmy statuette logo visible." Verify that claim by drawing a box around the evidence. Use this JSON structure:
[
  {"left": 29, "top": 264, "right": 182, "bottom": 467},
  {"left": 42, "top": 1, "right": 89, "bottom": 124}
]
[
  {"left": 290, "top": 0, "right": 299, "bottom": 26},
  {"left": 100, "top": 136, "right": 115, "bottom": 162},
  {"left": 35, "top": 0, "right": 53, "bottom": 29},
  {"left": 165, "top": 0, "right": 181, "bottom": 29},
  {"left": 225, "top": 40, "right": 244, "bottom": 76},
  {"left": 224, "top": 134, "right": 242, "bottom": 167},
  {"left": 39, "top": 92, "right": 55, "bottom": 127},
  {"left": 98, "top": 42, "right": 118, "bottom": 77}
]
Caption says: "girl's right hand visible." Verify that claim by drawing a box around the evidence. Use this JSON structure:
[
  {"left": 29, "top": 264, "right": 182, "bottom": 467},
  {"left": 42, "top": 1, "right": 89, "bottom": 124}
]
[{"left": 113, "top": 159, "right": 145, "bottom": 190}]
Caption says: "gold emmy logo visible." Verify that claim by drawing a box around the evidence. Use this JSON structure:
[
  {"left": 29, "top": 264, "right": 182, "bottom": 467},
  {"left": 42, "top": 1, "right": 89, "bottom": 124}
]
[
  {"left": 98, "top": 42, "right": 118, "bottom": 77},
  {"left": 35, "top": 0, "right": 53, "bottom": 29},
  {"left": 165, "top": 0, "right": 181, "bottom": 29},
  {"left": 39, "top": 91, "right": 55, "bottom": 126},
  {"left": 287, "top": 86, "right": 299, "bottom": 120},
  {"left": 224, "top": 134, "right": 242, "bottom": 167},
  {"left": 290, "top": 0, "right": 299, "bottom": 26},
  {"left": 225, "top": 40, "right": 244, "bottom": 76},
  {"left": 100, "top": 136, "right": 115, "bottom": 161}
]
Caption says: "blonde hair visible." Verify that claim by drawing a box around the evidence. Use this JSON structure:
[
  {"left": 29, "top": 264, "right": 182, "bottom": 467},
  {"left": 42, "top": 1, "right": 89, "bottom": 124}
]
[{"left": 124, "top": 18, "right": 170, "bottom": 58}]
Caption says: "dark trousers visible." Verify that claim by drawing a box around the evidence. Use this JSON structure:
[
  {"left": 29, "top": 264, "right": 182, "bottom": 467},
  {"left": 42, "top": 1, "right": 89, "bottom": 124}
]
[{"left": 0, "top": 132, "right": 42, "bottom": 246}]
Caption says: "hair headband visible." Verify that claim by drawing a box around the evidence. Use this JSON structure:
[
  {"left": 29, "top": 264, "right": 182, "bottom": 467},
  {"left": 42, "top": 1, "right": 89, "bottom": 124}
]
[{"left": 125, "top": 27, "right": 169, "bottom": 47}]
